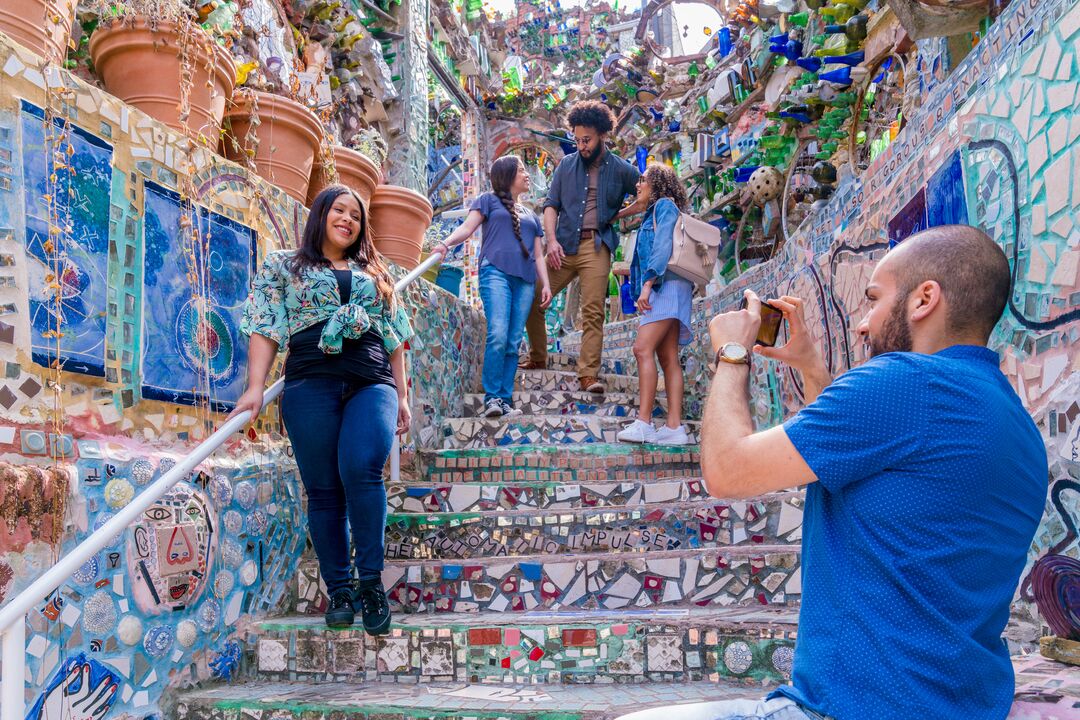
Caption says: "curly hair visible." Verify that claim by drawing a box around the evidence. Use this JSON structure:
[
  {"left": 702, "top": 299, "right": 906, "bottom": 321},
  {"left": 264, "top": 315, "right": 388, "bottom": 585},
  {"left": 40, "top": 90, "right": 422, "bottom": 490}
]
[
  {"left": 643, "top": 164, "right": 689, "bottom": 211},
  {"left": 566, "top": 100, "right": 616, "bottom": 135}
]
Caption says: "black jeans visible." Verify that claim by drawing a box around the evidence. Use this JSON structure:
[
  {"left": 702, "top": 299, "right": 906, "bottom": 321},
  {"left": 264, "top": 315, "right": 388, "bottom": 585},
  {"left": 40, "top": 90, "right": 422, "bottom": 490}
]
[{"left": 281, "top": 377, "right": 397, "bottom": 593}]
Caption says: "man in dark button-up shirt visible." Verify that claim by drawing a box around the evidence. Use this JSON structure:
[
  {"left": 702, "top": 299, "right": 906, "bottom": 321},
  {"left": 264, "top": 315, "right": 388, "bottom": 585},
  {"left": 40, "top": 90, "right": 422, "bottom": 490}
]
[{"left": 521, "top": 101, "right": 642, "bottom": 393}]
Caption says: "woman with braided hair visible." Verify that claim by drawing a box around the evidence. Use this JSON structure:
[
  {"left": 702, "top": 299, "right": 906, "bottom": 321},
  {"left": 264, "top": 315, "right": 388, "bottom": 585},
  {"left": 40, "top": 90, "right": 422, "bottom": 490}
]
[{"left": 434, "top": 156, "right": 552, "bottom": 417}]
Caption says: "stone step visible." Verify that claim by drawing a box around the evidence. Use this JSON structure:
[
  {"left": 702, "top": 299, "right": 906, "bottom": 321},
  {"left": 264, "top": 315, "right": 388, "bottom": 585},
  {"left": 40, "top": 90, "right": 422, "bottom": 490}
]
[
  {"left": 387, "top": 475, "right": 711, "bottom": 513},
  {"left": 381, "top": 546, "right": 802, "bottom": 613},
  {"left": 463, "top": 390, "right": 664, "bottom": 419},
  {"left": 176, "top": 678, "right": 771, "bottom": 720},
  {"left": 383, "top": 493, "right": 804, "bottom": 561},
  {"left": 419, "top": 443, "right": 701, "bottom": 485},
  {"left": 517, "top": 369, "right": 643, "bottom": 394},
  {"left": 247, "top": 607, "right": 798, "bottom": 686},
  {"left": 439, "top": 414, "right": 701, "bottom": 449}
]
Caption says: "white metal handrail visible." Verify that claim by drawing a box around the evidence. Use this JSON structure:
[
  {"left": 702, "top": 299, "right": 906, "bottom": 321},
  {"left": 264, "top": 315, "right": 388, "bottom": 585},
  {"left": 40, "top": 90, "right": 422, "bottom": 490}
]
[{"left": 0, "top": 250, "right": 444, "bottom": 718}]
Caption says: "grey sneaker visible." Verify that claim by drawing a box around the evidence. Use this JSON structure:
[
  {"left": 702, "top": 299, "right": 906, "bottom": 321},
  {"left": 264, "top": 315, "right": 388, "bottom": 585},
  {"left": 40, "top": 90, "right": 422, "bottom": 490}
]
[
  {"left": 483, "top": 397, "right": 504, "bottom": 418},
  {"left": 499, "top": 399, "right": 522, "bottom": 417},
  {"left": 654, "top": 424, "right": 690, "bottom": 446}
]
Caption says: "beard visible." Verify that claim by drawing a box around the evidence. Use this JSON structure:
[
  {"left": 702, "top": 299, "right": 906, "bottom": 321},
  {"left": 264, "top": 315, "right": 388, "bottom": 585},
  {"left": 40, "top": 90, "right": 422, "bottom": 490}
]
[
  {"left": 868, "top": 296, "right": 913, "bottom": 357},
  {"left": 580, "top": 145, "right": 600, "bottom": 163}
]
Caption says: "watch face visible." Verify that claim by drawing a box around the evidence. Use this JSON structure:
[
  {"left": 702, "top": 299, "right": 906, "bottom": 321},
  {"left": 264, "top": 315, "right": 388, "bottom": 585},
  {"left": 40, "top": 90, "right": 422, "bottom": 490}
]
[{"left": 722, "top": 343, "right": 749, "bottom": 362}]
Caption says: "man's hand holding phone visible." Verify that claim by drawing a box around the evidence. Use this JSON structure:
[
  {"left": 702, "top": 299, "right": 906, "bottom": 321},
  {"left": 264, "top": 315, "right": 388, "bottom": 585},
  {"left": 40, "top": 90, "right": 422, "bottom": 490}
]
[
  {"left": 753, "top": 295, "right": 833, "bottom": 402},
  {"left": 708, "top": 289, "right": 764, "bottom": 354},
  {"left": 709, "top": 291, "right": 833, "bottom": 401}
]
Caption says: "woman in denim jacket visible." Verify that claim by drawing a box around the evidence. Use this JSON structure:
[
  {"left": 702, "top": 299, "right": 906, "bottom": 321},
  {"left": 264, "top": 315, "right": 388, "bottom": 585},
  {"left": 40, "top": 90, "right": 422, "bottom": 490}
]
[
  {"left": 231, "top": 185, "right": 412, "bottom": 634},
  {"left": 617, "top": 165, "right": 693, "bottom": 446}
]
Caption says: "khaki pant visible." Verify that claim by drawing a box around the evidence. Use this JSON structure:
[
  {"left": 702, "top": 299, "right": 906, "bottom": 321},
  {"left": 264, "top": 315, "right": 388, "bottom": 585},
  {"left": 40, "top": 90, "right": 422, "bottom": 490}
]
[{"left": 525, "top": 240, "right": 611, "bottom": 378}]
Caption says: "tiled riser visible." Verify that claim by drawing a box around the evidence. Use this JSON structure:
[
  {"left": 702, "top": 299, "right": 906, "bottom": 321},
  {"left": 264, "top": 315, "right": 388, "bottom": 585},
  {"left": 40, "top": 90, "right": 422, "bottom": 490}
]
[
  {"left": 440, "top": 416, "right": 699, "bottom": 449},
  {"left": 292, "top": 548, "right": 802, "bottom": 616},
  {"left": 517, "top": 371, "right": 642, "bottom": 394},
  {"left": 386, "top": 477, "right": 711, "bottom": 513},
  {"left": 249, "top": 612, "right": 796, "bottom": 685},
  {"left": 383, "top": 496, "right": 803, "bottom": 560},
  {"left": 175, "top": 679, "right": 772, "bottom": 720},
  {"left": 546, "top": 352, "right": 638, "bottom": 377},
  {"left": 381, "top": 548, "right": 802, "bottom": 613},
  {"left": 463, "top": 391, "right": 664, "bottom": 419},
  {"left": 422, "top": 445, "right": 702, "bottom": 485}
]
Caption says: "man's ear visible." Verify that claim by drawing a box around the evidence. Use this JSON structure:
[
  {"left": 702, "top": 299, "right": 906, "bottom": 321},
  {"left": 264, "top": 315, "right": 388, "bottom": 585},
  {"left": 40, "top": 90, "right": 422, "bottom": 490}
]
[{"left": 909, "top": 280, "right": 942, "bottom": 322}]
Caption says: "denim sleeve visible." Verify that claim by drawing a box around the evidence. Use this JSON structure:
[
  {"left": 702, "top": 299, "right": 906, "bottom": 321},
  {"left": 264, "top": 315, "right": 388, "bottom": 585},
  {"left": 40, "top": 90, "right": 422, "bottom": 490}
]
[
  {"left": 783, "top": 354, "right": 929, "bottom": 493},
  {"left": 643, "top": 199, "right": 679, "bottom": 284},
  {"left": 543, "top": 161, "right": 565, "bottom": 211}
]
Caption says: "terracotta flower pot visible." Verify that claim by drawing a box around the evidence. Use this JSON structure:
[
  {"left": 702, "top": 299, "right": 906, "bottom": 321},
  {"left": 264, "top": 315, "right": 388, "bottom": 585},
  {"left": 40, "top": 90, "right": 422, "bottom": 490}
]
[
  {"left": 369, "top": 185, "right": 433, "bottom": 270},
  {"left": 306, "top": 145, "right": 381, "bottom": 208},
  {"left": 0, "top": 0, "right": 77, "bottom": 62},
  {"left": 222, "top": 90, "right": 324, "bottom": 205},
  {"left": 89, "top": 18, "right": 236, "bottom": 142}
]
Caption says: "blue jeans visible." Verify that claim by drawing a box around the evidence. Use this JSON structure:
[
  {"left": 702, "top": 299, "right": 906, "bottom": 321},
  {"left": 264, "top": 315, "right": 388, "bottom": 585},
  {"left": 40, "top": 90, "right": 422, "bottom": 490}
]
[
  {"left": 615, "top": 698, "right": 828, "bottom": 720},
  {"left": 280, "top": 377, "right": 397, "bottom": 593},
  {"left": 478, "top": 261, "right": 535, "bottom": 402}
]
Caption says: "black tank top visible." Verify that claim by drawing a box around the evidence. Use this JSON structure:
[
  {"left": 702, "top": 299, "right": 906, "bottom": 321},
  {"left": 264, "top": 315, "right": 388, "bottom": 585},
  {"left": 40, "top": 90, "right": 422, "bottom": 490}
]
[{"left": 282, "top": 269, "right": 396, "bottom": 389}]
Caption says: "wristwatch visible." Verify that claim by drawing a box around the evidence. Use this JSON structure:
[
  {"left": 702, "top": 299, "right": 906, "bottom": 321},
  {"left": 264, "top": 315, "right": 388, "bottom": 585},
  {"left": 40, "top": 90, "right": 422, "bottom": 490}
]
[{"left": 713, "top": 342, "right": 751, "bottom": 370}]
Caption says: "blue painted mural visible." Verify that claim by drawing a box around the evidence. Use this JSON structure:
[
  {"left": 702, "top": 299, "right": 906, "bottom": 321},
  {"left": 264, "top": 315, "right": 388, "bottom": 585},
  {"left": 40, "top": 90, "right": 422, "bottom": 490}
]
[
  {"left": 141, "top": 182, "right": 255, "bottom": 412},
  {"left": 20, "top": 101, "right": 112, "bottom": 377}
]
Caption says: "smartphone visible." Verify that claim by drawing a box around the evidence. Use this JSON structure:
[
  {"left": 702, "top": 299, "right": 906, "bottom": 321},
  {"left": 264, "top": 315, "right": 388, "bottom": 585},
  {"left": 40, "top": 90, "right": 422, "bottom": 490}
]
[{"left": 740, "top": 297, "right": 784, "bottom": 347}]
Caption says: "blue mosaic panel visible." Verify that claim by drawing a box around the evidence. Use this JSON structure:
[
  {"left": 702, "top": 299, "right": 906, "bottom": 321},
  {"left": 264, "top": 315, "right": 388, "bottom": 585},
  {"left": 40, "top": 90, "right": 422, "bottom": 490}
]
[
  {"left": 925, "top": 150, "right": 969, "bottom": 230},
  {"left": 20, "top": 100, "right": 111, "bottom": 376},
  {"left": 141, "top": 181, "right": 255, "bottom": 411}
]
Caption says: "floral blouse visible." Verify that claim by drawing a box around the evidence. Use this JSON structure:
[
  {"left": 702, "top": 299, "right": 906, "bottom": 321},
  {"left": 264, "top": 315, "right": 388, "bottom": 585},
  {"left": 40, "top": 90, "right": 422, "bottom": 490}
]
[{"left": 240, "top": 250, "right": 413, "bottom": 355}]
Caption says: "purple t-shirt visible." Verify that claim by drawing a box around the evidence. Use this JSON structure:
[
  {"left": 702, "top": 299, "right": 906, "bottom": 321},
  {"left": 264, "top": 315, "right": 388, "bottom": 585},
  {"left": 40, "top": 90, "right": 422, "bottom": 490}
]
[{"left": 471, "top": 192, "right": 543, "bottom": 282}]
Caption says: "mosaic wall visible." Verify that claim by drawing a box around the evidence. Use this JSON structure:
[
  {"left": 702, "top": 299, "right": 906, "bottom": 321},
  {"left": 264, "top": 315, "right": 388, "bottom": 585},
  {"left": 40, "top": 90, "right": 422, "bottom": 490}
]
[
  {"left": 0, "top": 30, "right": 482, "bottom": 718},
  {"left": 572, "top": 0, "right": 1080, "bottom": 636}
]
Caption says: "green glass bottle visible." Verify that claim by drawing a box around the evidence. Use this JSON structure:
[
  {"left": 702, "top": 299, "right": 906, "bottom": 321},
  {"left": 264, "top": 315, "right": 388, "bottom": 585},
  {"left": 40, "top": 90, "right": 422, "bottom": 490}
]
[
  {"left": 787, "top": 11, "right": 809, "bottom": 27},
  {"left": 819, "top": 5, "right": 854, "bottom": 23}
]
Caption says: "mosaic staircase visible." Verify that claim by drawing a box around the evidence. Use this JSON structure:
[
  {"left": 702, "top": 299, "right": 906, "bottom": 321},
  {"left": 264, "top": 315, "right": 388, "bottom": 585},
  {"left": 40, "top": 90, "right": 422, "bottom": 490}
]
[
  {"left": 174, "top": 351, "right": 810, "bottom": 718},
  {"left": 174, "top": 351, "right": 1080, "bottom": 718}
]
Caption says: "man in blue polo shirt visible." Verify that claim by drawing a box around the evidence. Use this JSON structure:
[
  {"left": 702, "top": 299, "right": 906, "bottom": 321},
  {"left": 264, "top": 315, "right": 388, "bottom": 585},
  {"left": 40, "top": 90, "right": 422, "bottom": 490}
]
[{"left": 619, "top": 226, "right": 1047, "bottom": 720}]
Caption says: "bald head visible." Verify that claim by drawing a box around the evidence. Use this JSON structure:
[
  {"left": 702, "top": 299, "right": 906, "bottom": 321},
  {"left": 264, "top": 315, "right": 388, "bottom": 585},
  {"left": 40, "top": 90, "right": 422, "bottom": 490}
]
[{"left": 883, "top": 225, "right": 1011, "bottom": 341}]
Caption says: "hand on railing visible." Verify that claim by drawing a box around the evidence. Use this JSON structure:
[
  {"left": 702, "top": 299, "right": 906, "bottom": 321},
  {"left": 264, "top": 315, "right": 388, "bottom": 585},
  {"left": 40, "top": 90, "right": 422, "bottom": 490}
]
[{"left": 228, "top": 386, "right": 265, "bottom": 421}]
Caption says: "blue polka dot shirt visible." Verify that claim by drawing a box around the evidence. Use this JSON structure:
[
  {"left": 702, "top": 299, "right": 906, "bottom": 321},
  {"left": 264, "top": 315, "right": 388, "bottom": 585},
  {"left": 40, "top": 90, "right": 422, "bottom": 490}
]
[{"left": 772, "top": 345, "right": 1047, "bottom": 720}]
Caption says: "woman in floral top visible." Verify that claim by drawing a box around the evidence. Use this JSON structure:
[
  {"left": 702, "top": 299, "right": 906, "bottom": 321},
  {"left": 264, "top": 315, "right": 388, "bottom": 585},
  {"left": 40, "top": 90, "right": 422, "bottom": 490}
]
[{"left": 232, "top": 184, "right": 412, "bottom": 634}]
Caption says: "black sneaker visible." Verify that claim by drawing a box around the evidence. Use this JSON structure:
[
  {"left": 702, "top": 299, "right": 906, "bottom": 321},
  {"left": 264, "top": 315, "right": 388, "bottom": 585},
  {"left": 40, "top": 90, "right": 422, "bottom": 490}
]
[
  {"left": 483, "top": 397, "right": 504, "bottom": 418},
  {"left": 352, "top": 581, "right": 392, "bottom": 636},
  {"left": 324, "top": 588, "right": 355, "bottom": 628}
]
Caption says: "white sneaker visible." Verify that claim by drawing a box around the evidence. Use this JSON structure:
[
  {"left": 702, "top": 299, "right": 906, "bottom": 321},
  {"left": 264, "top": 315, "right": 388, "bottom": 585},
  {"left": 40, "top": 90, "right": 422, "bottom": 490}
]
[
  {"left": 654, "top": 424, "right": 690, "bottom": 446},
  {"left": 499, "top": 399, "right": 522, "bottom": 417},
  {"left": 617, "top": 419, "right": 658, "bottom": 444},
  {"left": 483, "top": 398, "right": 504, "bottom": 418}
]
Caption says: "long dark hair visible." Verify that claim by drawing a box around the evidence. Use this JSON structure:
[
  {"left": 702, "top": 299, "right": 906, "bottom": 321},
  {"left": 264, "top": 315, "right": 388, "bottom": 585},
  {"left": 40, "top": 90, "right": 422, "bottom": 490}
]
[
  {"left": 289, "top": 185, "right": 396, "bottom": 306},
  {"left": 490, "top": 156, "right": 530, "bottom": 259}
]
